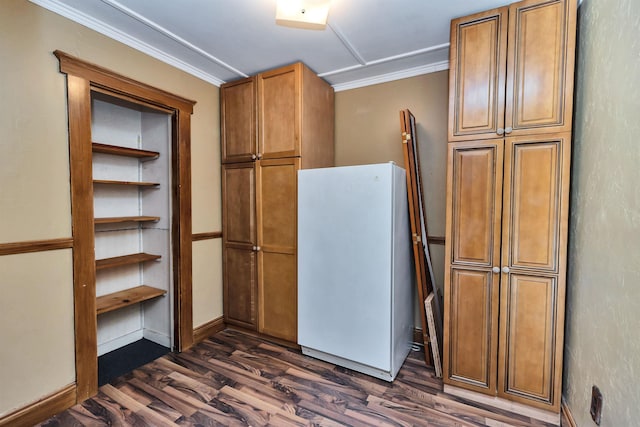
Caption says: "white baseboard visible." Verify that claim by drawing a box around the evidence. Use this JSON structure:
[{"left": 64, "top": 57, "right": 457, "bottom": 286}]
[
  {"left": 143, "top": 328, "right": 171, "bottom": 348},
  {"left": 97, "top": 330, "right": 143, "bottom": 355}
]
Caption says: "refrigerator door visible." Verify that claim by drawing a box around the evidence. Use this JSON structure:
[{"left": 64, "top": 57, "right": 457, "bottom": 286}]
[{"left": 298, "top": 163, "right": 396, "bottom": 372}]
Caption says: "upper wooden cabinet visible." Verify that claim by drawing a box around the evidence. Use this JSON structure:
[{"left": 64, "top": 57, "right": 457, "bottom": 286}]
[
  {"left": 448, "top": 0, "right": 576, "bottom": 141},
  {"left": 221, "top": 77, "right": 257, "bottom": 163},
  {"left": 222, "top": 63, "right": 334, "bottom": 164}
]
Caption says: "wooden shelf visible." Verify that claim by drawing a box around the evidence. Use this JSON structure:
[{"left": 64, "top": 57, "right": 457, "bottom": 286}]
[
  {"left": 93, "top": 179, "right": 160, "bottom": 187},
  {"left": 96, "top": 285, "right": 166, "bottom": 315},
  {"left": 94, "top": 216, "right": 160, "bottom": 225},
  {"left": 92, "top": 142, "right": 159, "bottom": 160},
  {"left": 96, "top": 252, "right": 161, "bottom": 271}
]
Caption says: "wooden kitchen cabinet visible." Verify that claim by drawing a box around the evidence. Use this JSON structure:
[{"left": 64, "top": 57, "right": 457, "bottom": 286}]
[
  {"left": 443, "top": 133, "right": 571, "bottom": 414},
  {"left": 221, "top": 62, "right": 334, "bottom": 344},
  {"left": 448, "top": 0, "right": 576, "bottom": 142}
]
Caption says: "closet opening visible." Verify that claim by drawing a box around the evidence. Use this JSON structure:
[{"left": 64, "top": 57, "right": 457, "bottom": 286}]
[{"left": 55, "top": 50, "right": 195, "bottom": 401}]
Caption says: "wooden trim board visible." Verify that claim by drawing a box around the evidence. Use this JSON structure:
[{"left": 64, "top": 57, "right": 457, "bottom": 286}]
[
  {"left": 0, "top": 384, "right": 76, "bottom": 427},
  {"left": 192, "top": 231, "right": 223, "bottom": 241},
  {"left": 444, "top": 384, "right": 561, "bottom": 425},
  {"left": 0, "top": 238, "right": 73, "bottom": 256},
  {"left": 561, "top": 398, "right": 578, "bottom": 427},
  {"left": 193, "top": 317, "right": 226, "bottom": 343}
]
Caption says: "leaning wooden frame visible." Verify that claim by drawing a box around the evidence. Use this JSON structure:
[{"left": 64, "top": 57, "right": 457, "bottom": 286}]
[{"left": 399, "top": 109, "right": 442, "bottom": 374}]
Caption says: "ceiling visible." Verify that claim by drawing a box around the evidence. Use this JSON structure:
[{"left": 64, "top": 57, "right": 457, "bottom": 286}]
[{"left": 31, "top": 0, "right": 509, "bottom": 91}]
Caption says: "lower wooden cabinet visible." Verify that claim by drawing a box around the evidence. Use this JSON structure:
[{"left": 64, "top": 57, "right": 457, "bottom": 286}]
[
  {"left": 443, "top": 133, "right": 570, "bottom": 412},
  {"left": 223, "top": 158, "right": 301, "bottom": 343}
]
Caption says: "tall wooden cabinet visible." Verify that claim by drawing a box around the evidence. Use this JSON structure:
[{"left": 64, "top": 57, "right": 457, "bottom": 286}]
[
  {"left": 443, "top": 0, "right": 575, "bottom": 418},
  {"left": 221, "top": 63, "right": 334, "bottom": 343}
]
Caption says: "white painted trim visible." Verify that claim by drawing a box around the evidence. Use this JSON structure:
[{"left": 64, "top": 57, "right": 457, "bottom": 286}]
[
  {"left": 97, "top": 329, "right": 144, "bottom": 356},
  {"left": 327, "top": 21, "right": 367, "bottom": 65},
  {"left": 100, "top": 0, "right": 248, "bottom": 78},
  {"left": 332, "top": 61, "right": 449, "bottom": 92},
  {"left": 444, "top": 384, "right": 561, "bottom": 426},
  {"left": 143, "top": 328, "right": 171, "bottom": 348},
  {"left": 30, "top": 0, "right": 450, "bottom": 90},
  {"left": 29, "top": 0, "right": 225, "bottom": 86}
]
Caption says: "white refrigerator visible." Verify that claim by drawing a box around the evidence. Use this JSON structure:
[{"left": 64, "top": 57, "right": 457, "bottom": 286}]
[{"left": 297, "top": 162, "right": 413, "bottom": 381}]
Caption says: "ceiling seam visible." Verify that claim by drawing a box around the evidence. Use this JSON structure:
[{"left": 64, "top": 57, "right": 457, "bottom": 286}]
[
  {"left": 99, "top": 0, "right": 249, "bottom": 78},
  {"left": 318, "top": 42, "right": 450, "bottom": 78},
  {"left": 327, "top": 22, "right": 367, "bottom": 65}
]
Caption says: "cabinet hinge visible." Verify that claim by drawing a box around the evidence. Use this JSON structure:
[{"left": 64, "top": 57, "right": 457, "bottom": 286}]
[
  {"left": 402, "top": 132, "right": 411, "bottom": 144},
  {"left": 413, "top": 233, "right": 421, "bottom": 244}
]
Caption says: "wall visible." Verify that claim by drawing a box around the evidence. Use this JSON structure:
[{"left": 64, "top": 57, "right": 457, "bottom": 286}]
[
  {"left": 0, "top": 0, "right": 221, "bottom": 416},
  {"left": 564, "top": 0, "right": 640, "bottom": 425},
  {"left": 335, "top": 71, "right": 449, "bottom": 325}
]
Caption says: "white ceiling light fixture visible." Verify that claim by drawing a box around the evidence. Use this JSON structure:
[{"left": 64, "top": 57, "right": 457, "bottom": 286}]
[{"left": 276, "top": 0, "right": 331, "bottom": 30}]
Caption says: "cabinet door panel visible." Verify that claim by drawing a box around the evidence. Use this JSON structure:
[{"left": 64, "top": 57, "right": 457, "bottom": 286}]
[
  {"left": 221, "top": 77, "right": 256, "bottom": 163},
  {"left": 498, "top": 273, "right": 558, "bottom": 408},
  {"left": 258, "top": 252, "right": 297, "bottom": 342},
  {"left": 447, "top": 142, "right": 503, "bottom": 267},
  {"left": 256, "top": 158, "right": 299, "bottom": 342},
  {"left": 223, "top": 247, "right": 257, "bottom": 328},
  {"left": 257, "top": 159, "right": 298, "bottom": 253},
  {"left": 222, "top": 163, "right": 255, "bottom": 247},
  {"left": 258, "top": 64, "right": 300, "bottom": 159},
  {"left": 449, "top": 7, "right": 507, "bottom": 141},
  {"left": 502, "top": 135, "right": 570, "bottom": 272},
  {"left": 444, "top": 268, "right": 499, "bottom": 392},
  {"left": 505, "top": 0, "right": 576, "bottom": 135}
]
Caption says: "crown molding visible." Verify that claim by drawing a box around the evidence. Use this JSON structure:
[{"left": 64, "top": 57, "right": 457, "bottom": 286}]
[
  {"left": 332, "top": 60, "right": 449, "bottom": 92},
  {"left": 29, "top": 0, "right": 225, "bottom": 86}
]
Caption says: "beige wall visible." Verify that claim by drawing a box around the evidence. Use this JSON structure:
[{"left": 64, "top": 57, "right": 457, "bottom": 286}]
[
  {"left": 564, "top": 0, "right": 640, "bottom": 425},
  {"left": 0, "top": 0, "right": 222, "bottom": 416},
  {"left": 335, "top": 71, "right": 449, "bottom": 325}
]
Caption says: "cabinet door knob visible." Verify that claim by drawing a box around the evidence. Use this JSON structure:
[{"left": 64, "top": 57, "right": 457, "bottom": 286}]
[
  {"left": 257, "top": 153, "right": 263, "bottom": 159},
  {"left": 502, "top": 266, "right": 510, "bottom": 273},
  {"left": 256, "top": 246, "right": 261, "bottom": 252},
  {"left": 251, "top": 154, "right": 257, "bottom": 160},
  {"left": 505, "top": 127, "right": 513, "bottom": 134},
  {"left": 497, "top": 128, "right": 505, "bottom": 135},
  {"left": 252, "top": 246, "right": 257, "bottom": 251},
  {"left": 492, "top": 266, "right": 500, "bottom": 274}
]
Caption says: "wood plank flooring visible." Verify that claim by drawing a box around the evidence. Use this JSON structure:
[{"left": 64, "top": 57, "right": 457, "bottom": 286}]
[{"left": 38, "top": 329, "right": 561, "bottom": 426}]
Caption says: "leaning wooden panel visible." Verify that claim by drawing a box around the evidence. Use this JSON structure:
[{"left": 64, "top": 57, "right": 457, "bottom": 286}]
[
  {"left": 399, "top": 110, "right": 436, "bottom": 366},
  {"left": 504, "top": 0, "right": 577, "bottom": 136},
  {"left": 448, "top": 6, "right": 508, "bottom": 141}
]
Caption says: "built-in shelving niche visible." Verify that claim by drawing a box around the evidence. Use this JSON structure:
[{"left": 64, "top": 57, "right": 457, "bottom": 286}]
[{"left": 91, "top": 91, "right": 173, "bottom": 367}]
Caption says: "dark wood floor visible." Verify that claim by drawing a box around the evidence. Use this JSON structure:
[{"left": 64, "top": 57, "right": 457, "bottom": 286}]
[{"left": 38, "top": 329, "right": 563, "bottom": 426}]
